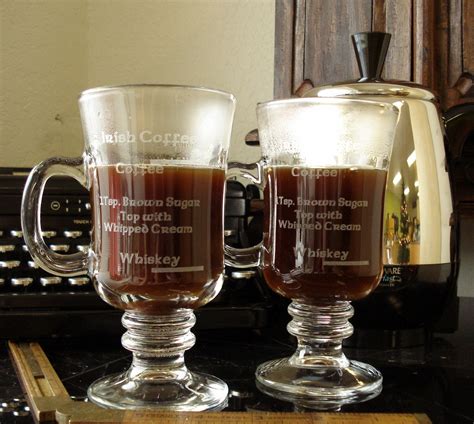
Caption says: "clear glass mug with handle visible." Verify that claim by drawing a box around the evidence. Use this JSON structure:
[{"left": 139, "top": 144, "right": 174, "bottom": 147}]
[
  {"left": 21, "top": 85, "right": 235, "bottom": 411},
  {"left": 226, "top": 97, "right": 401, "bottom": 409}
]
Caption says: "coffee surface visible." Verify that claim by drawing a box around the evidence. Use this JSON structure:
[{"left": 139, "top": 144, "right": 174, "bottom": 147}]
[
  {"left": 263, "top": 166, "right": 387, "bottom": 302},
  {"left": 90, "top": 164, "right": 225, "bottom": 312}
]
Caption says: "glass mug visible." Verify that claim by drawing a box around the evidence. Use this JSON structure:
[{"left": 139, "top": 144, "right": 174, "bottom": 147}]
[
  {"left": 227, "top": 98, "right": 401, "bottom": 409},
  {"left": 21, "top": 85, "right": 235, "bottom": 411}
]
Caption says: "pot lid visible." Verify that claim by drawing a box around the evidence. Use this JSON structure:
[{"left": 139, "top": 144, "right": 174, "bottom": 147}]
[{"left": 303, "top": 32, "right": 436, "bottom": 102}]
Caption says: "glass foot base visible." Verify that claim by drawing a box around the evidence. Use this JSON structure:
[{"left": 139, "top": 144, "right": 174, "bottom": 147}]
[
  {"left": 87, "top": 371, "right": 228, "bottom": 411},
  {"left": 256, "top": 357, "right": 382, "bottom": 409}
]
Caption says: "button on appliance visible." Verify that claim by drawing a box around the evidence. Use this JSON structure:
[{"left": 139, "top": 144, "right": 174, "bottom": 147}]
[
  {"left": 64, "top": 231, "right": 83, "bottom": 239},
  {"left": 49, "top": 245, "right": 70, "bottom": 253},
  {"left": 11, "top": 278, "right": 33, "bottom": 287},
  {"left": 40, "top": 277, "right": 62, "bottom": 287},
  {"left": 0, "top": 261, "right": 20, "bottom": 269},
  {"left": 68, "top": 277, "right": 90, "bottom": 286},
  {"left": 0, "top": 245, "right": 15, "bottom": 253}
]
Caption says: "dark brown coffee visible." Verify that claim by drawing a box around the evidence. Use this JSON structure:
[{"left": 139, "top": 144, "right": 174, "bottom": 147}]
[
  {"left": 90, "top": 164, "right": 225, "bottom": 312},
  {"left": 262, "top": 166, "right": 387, "bottom": 302}
]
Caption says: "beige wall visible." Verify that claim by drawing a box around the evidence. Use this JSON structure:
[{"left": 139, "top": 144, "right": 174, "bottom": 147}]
[
  {"left": 0, "top": 1, "right": 87, "bottom": 163},
  {"left": 0, "top": 0, "right": 274, "bottom": 167}
]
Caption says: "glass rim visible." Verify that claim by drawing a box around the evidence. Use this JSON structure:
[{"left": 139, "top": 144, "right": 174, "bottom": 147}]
[
  {"left": 257, "top": 96, "right": 401, "bottom": 114},
  {"left": 79, "top": 84, "right": 236, "bottom": 103}
]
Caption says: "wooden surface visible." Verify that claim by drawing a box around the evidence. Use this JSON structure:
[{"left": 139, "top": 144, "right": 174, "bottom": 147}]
[
  {"left": 373, "top": 0, "right": 412, "bottom": 81},
  {"left": 274, "top": 0, "right": 474, "bottom": 108},
  {"left": 108, "top": 412, "right": 433, "bottom": 424},
  {"left": 304, "top": 0, "right": 372, "bottom": 86},
  {"left": 8, "top": 341, "right": 70, "bottom": 422},
  {"left": 463, "top": 0, "right": 474, "bottom": 74},
  {"left": 293, "top": 0, "right": 306, "bottom": 93},
  {"left": 274, "top": 0, "right": 295, "bottom": 99},
  {"left": 372, "top": 0, "right": 386, "bottom": 31},
  {"left": 413, "top": 0, "right": 436, "bottom": 89},
  {"left": 448, "top": 0, "right": 463, "bottom": 87}
]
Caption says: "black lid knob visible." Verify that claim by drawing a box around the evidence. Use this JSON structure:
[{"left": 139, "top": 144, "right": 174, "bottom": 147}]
[{"left": 351, "top": 32, "right": 391, "bottom": 81}]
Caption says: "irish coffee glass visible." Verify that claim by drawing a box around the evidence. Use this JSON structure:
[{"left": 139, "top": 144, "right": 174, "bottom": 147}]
[{"left": 22, "top": 85, "right": 235, "bottom": 411}]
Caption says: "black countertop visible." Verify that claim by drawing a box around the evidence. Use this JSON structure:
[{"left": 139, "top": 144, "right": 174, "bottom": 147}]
[{"left": 1, "top": 298, "right": 474, "bottom": 424}]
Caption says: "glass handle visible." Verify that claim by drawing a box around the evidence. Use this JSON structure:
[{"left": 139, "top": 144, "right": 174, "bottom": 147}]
[
  {"left": 21, "top": 157, "right": 89, "bottom": 276},
  {"left": 224, "top": 160, "right": 264, "bottom": 269}
]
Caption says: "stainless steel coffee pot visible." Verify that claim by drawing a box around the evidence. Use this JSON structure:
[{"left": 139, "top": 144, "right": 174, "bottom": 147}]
[{"left": 303, "top": 32, "right": 466, "bottom": 341}]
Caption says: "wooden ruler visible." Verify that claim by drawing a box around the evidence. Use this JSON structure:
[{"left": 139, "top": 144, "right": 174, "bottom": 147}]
[
  {"left": 117, "top": 412, "right": 432, "bottom": 424},
  {"left": 8, "top": 341, "right": 432, "bottom": 424}
]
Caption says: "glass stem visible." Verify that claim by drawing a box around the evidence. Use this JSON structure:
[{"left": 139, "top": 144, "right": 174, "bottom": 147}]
[
  {"left": 287, "top": 301, "right": 353, "bottom": 368},
  {"left": 121, "top": 310, "right": 196, "bottom": 381}
]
